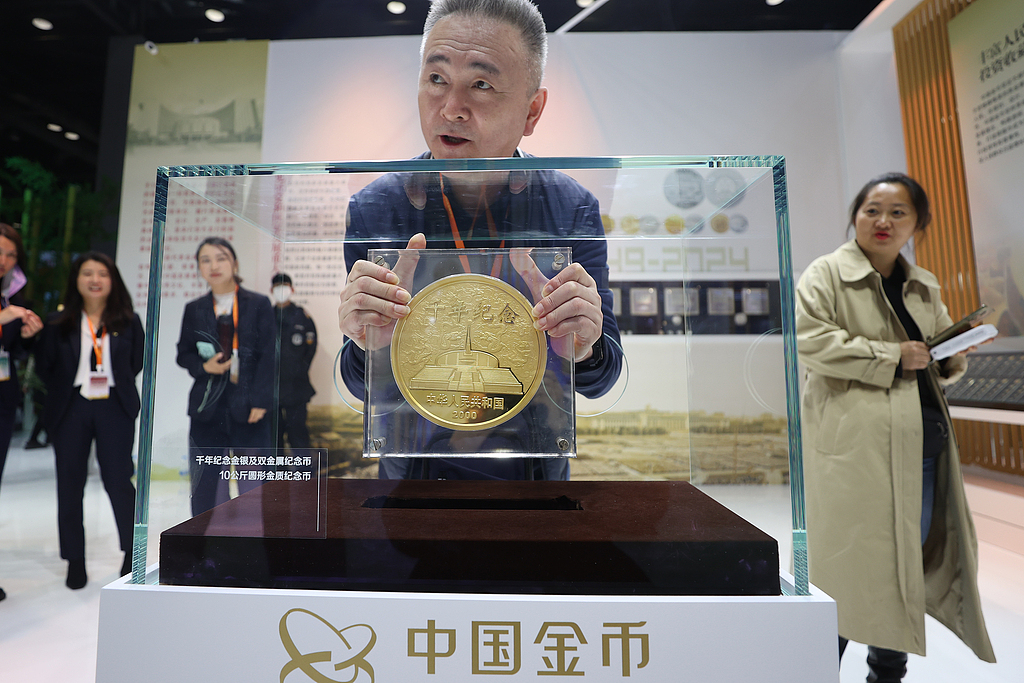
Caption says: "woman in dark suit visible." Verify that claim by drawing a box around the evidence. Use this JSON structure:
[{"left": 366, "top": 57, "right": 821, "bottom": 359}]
[
  {"left": 0, "top": 223, "right": 44, "bottom": 601},
  {"left": 36, "top": 251, "right": 144, "bottom": 590},
  {"left": 176, "top": 237, "right": 274, "bottom": 516}
]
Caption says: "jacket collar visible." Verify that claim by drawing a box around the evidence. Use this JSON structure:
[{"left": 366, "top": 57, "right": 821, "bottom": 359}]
[{"left": 835, "top": 239, "right": 940, "bottom": 291}]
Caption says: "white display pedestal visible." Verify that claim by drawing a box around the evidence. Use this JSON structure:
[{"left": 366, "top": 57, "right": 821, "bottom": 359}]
[{"left": 96, "top": 568, "right": 837, "bottom": 682}]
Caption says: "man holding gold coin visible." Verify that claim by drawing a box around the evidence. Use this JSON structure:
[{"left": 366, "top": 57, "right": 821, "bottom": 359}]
[{"left": 338, "top": 0, "right": 622, "bottom": 480}]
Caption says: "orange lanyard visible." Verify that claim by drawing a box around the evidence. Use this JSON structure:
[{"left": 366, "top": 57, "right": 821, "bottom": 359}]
[
  {"left": 87, "top": 315, "right": 104, "bottom": 370},
  {"left": 214, "top": 288, "right": 240, "bottom": 353},
  {"left": 231, "top": 287, "right": 239, "bottom": 352},
  {"left": 439, "top": 174, "right": 505, "bottom": 277}
]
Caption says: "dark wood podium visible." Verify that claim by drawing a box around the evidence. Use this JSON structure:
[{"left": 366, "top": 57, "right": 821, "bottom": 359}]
[{"left": 160, "top": 479, "right": 780, "bottom": 595}]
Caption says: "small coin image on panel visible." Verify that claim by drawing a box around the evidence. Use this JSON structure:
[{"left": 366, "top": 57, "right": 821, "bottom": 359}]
[
  {"left": 664, "top": 215, "right": 685, "bottom": 234},
  {"left": 639, "top": 214, "right": 661, "bottom": 234},
  {"left": 601, "top": 214, "right": 616, "bottom": 234},
  {"left": 730, "top": 214, "right": 749, "bottom": 233},
  {"left": 705, "top": 169, "right": 746, "bottom": 208},
  {"left": 664, "top": 169, "right": 705, "bottom": 209},
  {"left": 710, "top": 213, "right": 730, "bottom": 233},
  {"left": 620, "top": 215, "right": 640, "bottom": 234},
  {"left": 391, "top": 274, "right": 547, "bottom": 431},
  {"left": 685, "top": 214, "right": 705, "bottom": 234}
]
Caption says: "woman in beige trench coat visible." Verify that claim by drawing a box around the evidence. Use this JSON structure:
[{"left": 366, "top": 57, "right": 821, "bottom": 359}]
[{"left": 796, "top": 173, "right": 995, "bottom": 681}]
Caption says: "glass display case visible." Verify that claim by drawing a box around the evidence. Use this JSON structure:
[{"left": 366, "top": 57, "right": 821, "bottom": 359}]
[{"left": 131, "top": 155, "right": 807, "bottom": 594}]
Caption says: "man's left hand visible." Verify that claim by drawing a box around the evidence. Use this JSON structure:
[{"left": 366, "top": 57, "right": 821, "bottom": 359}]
[{"left": 510, "top": 251, "right": 603, "bottom": 363}]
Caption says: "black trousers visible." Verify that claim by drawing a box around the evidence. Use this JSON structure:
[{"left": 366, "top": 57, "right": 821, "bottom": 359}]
[
  {"left": 188, "top": 409, "right": 272, "bottom": 517},
  {"left": 52, "top": 394, "right": 136, "bottom": 560},
  {"left": 839, "top": 637, "right": 908, "bottom": 683},
  {"left": 277, "top": 403, "right": 310, "bottom": 451},
  {"left": 0, "top": 399, "right": 15, "bottom": 493}
]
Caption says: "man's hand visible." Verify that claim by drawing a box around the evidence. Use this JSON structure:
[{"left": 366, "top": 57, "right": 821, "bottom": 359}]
[
  {"left": 248, "top": 408, "right": 266, "bottom": 424},
  {"left": 338, "top": 233, "right": 426, "bottom": 350},
  {"left": 510, "top": 249, "right": 603, "bottom": 363}
]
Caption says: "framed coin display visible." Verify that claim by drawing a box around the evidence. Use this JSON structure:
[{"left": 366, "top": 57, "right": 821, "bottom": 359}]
[
  {"left": 707, "top": 287, "right": 736, "bottom": 315},
  {"left": 664, "top": 286, "right": 699, "bottom": 316},
  {"left": 741, "top": 287, "right": 771, "bottom": 315},
  {"left": 364, "top": 247, "right": 576, "bottom": 459},
  {"left": 629, "top": 287, "right": 659, "bottom": 316},
  {"left": 390, "top": 273, "right": 548, "bottom": 431}
]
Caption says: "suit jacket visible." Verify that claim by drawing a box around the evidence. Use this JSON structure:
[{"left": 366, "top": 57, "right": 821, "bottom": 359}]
[
  {"left": 176, "top": 286, "right": 275, "bottom": 424},
  {"left": 274, "top": 302, "right": 317, "bottom": 406},
  {"left": 0, "top": 290, "right": 32, "bottom": 409},
  {"left": 35, "top": 311, "right": 145, "bottom": 431}
]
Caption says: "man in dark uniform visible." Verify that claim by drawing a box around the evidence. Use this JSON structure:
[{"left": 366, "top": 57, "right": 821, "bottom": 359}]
[{"left": 271, "top": 273, "right": 317, "bottom": 451}]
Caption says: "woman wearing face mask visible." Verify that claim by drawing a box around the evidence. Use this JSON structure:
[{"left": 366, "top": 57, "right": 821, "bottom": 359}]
[
  {"left": 270, "top": 273, "right": 316, "bottom": 452},
  {"left": 0, "top": 224, "right": 44, "bottom": 601},
  {"left": 796, "top": 173, "right": 995, "bottom": 680},
  {"left": 176, "top": 237, "right": 274, "bottom": 516},
  {"left": 36, "top": 252, "right": 144, "bottom": 590}
]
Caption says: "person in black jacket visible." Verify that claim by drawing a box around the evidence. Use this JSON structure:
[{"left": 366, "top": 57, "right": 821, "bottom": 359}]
[
  {"left": 271, "top": 273, "right": 317, "bottom": 451},
  {"left": 0, "top": 223, "right": 43, "bottom": 601},
  {"left": 176, "top": 238, "right": 274, "bottom": 516},
  {"left": 36, "top": 251, "right": 144, "bottom": 589}
]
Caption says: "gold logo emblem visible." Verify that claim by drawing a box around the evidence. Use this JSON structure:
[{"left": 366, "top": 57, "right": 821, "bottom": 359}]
[{"left": 279, "top": 608, "right": 376, "bottom": 683}]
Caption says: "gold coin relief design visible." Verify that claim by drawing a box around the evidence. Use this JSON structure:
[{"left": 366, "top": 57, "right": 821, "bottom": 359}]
[{"left": 391, "top": 274, "right": 547, "bottom": 430}]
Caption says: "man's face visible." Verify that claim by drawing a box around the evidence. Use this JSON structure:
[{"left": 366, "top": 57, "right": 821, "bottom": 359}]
[{"left": 418, "top": 14, "right": 546, "bottom": 160}]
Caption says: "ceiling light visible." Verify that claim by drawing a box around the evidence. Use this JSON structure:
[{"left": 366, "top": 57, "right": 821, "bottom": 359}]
[
  {"left": 64, "top": 131, "right": 80, "bottom": 141},
  {"left": 386, "top": 2, "right": 406, "bottom": 14},
  {"left": 766, "top": 0, "right": 785, "bottom": 6},
  {"left": 32, "top": 17, "right": 54, "bottom": 31},
  {"left": 205, "top": 9, "right": 225, "bottom": 23},
  {"left": 576, "top": 0, "right": 595, "bottom": 7},
  {"left": 47, "top": 123, "right": 63, "bottom": 133}
]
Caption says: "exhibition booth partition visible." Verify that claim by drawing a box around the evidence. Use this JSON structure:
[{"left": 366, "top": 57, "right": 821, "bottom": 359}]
[{"left": 96, "top": 156, "right": 838, "bottom": 682}]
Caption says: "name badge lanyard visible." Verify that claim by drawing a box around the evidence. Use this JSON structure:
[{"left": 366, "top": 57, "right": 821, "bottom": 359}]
[
  {"left": 229, "top": 287, "right": 240, "bottom": 383},
  {"left": 439, "top": 174, "right": 505, "bottom": 277},
  {"left": 0, "top": 296, "right": 9, "bottom": 381},
  {"left": 86, "top": 316, "right": 105, "bottom": 371},
  {"left": 85, "top": 315, "right": 110, "bottom": 399}
]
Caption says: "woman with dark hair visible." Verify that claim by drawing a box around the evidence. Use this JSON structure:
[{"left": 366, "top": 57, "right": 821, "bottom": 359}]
[
  {"left": 796, "top": 173, "right": 995, "bottom": 679},
  {"left": 36, "top": 251, "right": 144, "bottom": 589},
  {"left": 176, "top": 237, "right": 274, "bottom": 516},
  {"left": 0, "top": 223, "right": 43, "bottom": 601}
]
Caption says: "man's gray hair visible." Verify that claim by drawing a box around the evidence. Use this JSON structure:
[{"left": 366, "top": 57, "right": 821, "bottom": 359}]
[{"left": 421, "top": 0, "right": 548, "bottom": 91}]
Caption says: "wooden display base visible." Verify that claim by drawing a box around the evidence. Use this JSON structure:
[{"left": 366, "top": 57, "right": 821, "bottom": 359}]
[{"left": 160, "top": 479, "right": 779, "bottom": 595}]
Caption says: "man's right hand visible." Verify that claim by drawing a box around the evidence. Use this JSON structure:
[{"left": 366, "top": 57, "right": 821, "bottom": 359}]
[{"left": 338, "top": 233, "right": 426, "bottom": 350}]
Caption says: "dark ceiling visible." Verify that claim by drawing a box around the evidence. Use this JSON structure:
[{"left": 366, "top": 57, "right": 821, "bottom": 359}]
[{"left": 0, "top": 0, "right": 883, "bottom": 187}]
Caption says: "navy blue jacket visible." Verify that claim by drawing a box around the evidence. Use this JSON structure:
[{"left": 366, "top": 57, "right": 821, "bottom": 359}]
[
  {"left": 36, "top": 312, "right": 145, "bottom": 431},
  {"left": 176, "top": 287, "right": 275, "bottom": 424},
  {"left": 340, "top": 158, "right": 623, "bottom": 480},
  {"left": 0, "top": 291, "right": 33, "bottom": 411}
]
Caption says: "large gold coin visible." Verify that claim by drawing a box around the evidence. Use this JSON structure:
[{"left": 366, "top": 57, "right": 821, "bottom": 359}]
[{"left": 391, "top": 273, "right": 547, "bottom": 431}]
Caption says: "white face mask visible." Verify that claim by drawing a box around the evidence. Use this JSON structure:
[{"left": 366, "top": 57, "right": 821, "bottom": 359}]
[{"left": 272, "top": 285, "right": 292, "bottom": 304}]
